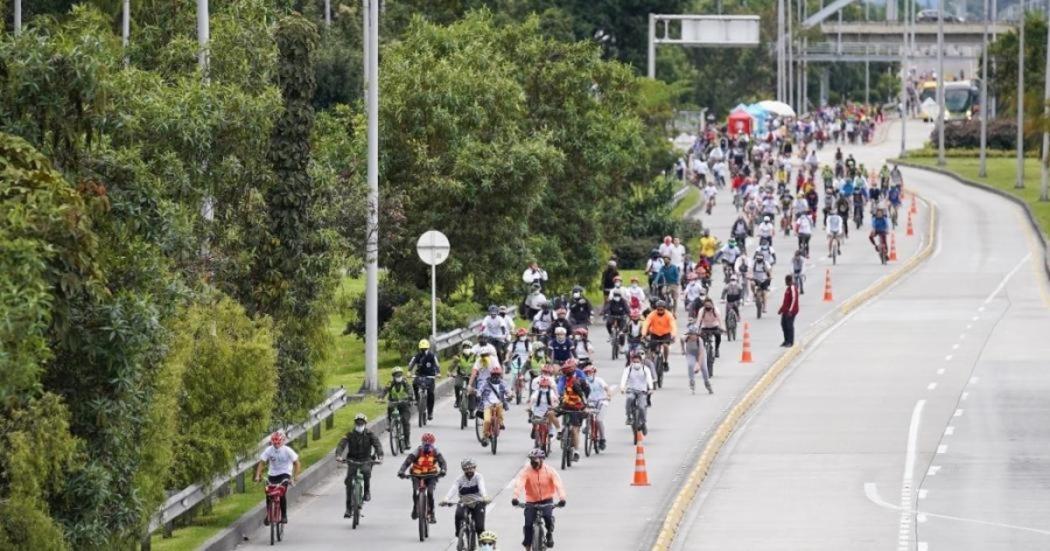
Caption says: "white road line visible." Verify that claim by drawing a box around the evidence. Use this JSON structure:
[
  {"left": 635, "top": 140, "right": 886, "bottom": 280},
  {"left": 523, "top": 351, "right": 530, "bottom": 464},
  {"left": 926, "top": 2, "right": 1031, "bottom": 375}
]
[
  {"left": 927, "top": 466, "right": 941, "bottom": 476},
  {"left": 965, "top": 323, "right": 972, "bottom": 330},
  {"left": 937, "top": 368, "right": 946, "bottom": 375},
  {"left": 944, "top": 426, "right": 955, "bottom": 436},
  {"left": 919, "top": 489, "right": 929, "bottom": 499},
  {"left": 866, "top": 482, "right": 1050, "bottom": 537},
  {"left": 977, "top": 306, "right": 985, "bottom": 312},
  {"left": 927, "top": 382, "right": 937, "bottom": 390},
  {"left": 952, "top": 343, "right": 959, "bottom": 350},
  {"left": 943, "top": 355, "right": 952, "bottom": 362},
  {"left": 937, "top": 445, "right": 948, "bottom": 454},
  {"left": 954, "top": 409, "right": 964, "bottom": 417},
  {"left": 984, "top": 253, "right": 1032, "bottom": 304},
  {"left": 959, "top": 333, "right": 966, "bottom": 340},
  {"left": 899, "top": 400, "right": 926, "bottom": 550},
  {"left": 970, "top": 316, "right": 978, "bottom": 322},
  {"left": 919, "top": 541, "right": 929, "bottom": 550},
  {"left": 969, "top": 377, "right": 979, "bottom": 384},
  {"left": 961, "top": 392, "right": 969, "bottom": 401}
]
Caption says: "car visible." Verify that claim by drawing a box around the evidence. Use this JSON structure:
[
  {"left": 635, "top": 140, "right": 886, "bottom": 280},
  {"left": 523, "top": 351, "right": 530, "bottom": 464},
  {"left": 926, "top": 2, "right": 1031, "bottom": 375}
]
[{"left": 916, "top": 9, "right": 962, "bottom": 22}]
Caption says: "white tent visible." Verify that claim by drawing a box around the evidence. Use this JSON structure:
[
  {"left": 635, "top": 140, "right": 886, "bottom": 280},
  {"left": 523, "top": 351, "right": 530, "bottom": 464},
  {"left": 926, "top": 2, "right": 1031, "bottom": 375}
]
[{"left": 757, "top": 100, "right": 797, "bottom": 118}]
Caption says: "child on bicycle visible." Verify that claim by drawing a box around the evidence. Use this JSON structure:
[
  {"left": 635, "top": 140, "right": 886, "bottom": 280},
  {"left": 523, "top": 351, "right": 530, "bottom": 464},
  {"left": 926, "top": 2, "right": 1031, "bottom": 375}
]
[
  {"left": 254, "top": 431, "right": 301, "bottom": 525},
  {"left": 583, "top": 365, "right": 611, "bottom": 451},
  {"left": 478, "top": 366, "right": 511, "bottom": 448}
]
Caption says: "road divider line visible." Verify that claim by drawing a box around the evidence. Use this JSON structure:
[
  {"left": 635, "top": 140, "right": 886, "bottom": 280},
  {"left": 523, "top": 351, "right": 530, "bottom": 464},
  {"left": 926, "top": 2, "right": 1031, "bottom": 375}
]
[
  {"left": 866, "top": 482, "right": 1050, "bottom": 536},
  {"left": 651, "top": 194, "right": 938, "bottom": 550},
  {"left": 899, "top": 399, "right": 927, "bottom": 550},
  {"left": 983, "top": 252, "right": 1031, "bottom": 305}
]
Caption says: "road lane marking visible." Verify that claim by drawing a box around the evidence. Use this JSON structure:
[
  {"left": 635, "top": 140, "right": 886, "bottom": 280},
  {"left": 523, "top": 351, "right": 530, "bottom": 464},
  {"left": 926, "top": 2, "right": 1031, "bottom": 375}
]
[
  {"left": 919, "top": 489, "right": 929, "bottom": 499},
  {"left": 919, "top": 541, "right": 929, "bottom": 550},
  {"left": 866, "top": 482, "right": 1050, "bottom": 536},
  {"left": 965, "top": 323, "right": 972, "bottom": 330},
  {"left": 983, "top": 252, "right": 1032, "bottom": 304},
  {"left": 937, "top": 368, "right": 946, "bottom": 374},
  {"left": 952, "top": 344, "right": 959, "bottom": 350},
  {"left": 961, "top": 392, "right": 969, "bottom": 401},
  {"left": 943, "top": 355, "right": 951, "bottom": 362},
  {"left": 898, "top": 400, "right": 926, "bottom": 550},
  {"left": 954, "top": 409, "right": 964, "bottom": 417},
  {"left": 927, "top": 382, "right": 937, "bottom": 390},
  {"left": 969, "top": 377, "right": 979, "bottom": 384},
  {"left": 944, "top": 426, "right": 954, "bottom": 436},
  {"left": 959, "top": 333, "right": 966, "bottom": 340},
  {"left": 937, "top": 445, "right": 948, "bottom": 454},
  {"left": 927, "top": 466, "right": 941, "bottom": 476},
  {"left": 977, "top": 306, "right": 985, "bottom": 312}
]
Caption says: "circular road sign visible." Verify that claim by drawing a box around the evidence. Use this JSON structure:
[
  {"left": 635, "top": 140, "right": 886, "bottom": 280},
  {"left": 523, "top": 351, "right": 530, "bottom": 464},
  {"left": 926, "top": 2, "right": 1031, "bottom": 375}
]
[{"left": 416, "top": 230, "right": 450, "bottom": 266}]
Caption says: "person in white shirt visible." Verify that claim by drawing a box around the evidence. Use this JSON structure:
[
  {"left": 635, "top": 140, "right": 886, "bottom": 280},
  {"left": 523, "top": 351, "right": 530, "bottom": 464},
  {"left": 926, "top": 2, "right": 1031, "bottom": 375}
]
[
  {"left": 702, "top": 181, "right": 718, "bottom": 210},
  {"left": 671, "top": 237, "right": 686, "bottom": 273},
  {"left": 623, "top": 276, "right": 649, "bottom": 312},
  {"left": 521, "top": 262, "right": 548, "bottom": 288},
  {"left": 583, "top": 364, "right": 611, "bottom": 450},
  {"left": 440, "top": 458, "right": 489, "bottom": 539},
  {"left": 756, "top": 215, "right": 775, "bottom": 246},
  {"left": 794, "top": 213, "right": 813, "bottom": 257},
  {"left": 620, "top": 352, "right": 654, "bottom": 428},
  {"left": 695, "top": 157, "right": 710, "bottom": 186},
  {"left": 658, "top": 236, "right": 675, "bottom": 260},
  {"left": 527, "top": 376, "right": 561, "bottom": 433},
  {"left": 826, "top": 211, "right": 845, "bottom": 257},
  {"left": 254, "top": 431, "right": 300, "bottom": 525}
]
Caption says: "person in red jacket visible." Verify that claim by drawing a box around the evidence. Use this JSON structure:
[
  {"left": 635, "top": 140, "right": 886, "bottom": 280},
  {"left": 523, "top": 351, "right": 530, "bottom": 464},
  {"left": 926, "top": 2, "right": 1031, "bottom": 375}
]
[{"left": 778, "top": 274, "right": 800, "bottom": 347}]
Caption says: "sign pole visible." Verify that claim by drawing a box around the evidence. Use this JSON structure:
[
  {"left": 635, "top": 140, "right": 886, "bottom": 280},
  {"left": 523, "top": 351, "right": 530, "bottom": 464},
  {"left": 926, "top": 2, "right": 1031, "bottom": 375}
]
[{"left": 431, "top": 262, "right": 437, "bottom": 346}]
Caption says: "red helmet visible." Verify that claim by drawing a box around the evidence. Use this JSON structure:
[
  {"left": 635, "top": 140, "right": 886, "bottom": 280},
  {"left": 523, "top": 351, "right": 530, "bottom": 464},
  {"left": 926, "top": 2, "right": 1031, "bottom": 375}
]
[
  {"left": 421, "top": 433, "right": 436, "bottom": 445},
  {"left": 573, "top": 327, "right": 589, "bottom": 338},
  {"left": 516, "top": 327, "right": 528, "bottom": 337},
  {"left": 541, "top": 364, "right": 555, "bottom": 375},
  {"left": 270, "top": 431, "right": 285, "bottom": 447},
  {"left": 686, "top": 272, "right": 697, "bottom": 281},
  {"left": 538, "top": 377, "right": 552, "bottom": 388},
  {"left": 561, "top": 359, "right": 577, "bottom": 372}
]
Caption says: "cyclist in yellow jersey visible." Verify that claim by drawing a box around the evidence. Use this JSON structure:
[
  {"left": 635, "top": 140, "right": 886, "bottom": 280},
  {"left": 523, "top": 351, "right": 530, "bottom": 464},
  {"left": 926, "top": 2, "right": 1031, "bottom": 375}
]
[{"left": 698, "top": 230, "right": 719, "bottom": 264}]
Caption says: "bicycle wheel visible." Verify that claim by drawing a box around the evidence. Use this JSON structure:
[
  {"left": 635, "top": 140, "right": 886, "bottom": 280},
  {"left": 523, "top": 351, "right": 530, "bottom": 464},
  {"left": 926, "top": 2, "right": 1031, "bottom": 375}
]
[
  {"left": 474, "top": 412, "right": 484, "bottom": 444},
  {"left": 706, "top": 342, "right": 716, "bottom": 378},
  {"left": 352, "top": 496, "right": 361, "bottom": 529},
  {"left": 490, "top": 429, "right": 498, "bottom": 455},
  {"left": 276, "top": 517, "right": 283, "bottom": 542},
  {"left": 611, "top": 329, "right": 619, "bottom": 360},
  {"left": 584, "top": 420, "right": 593, "bottom": 457},
  {"left": 460, "top": 404, "right": 468, "bottom": 430},
  {"left": 655, "top": 360, "right": 663, "bottom": 389},
  {"left": 270, "top": 513, "right": 276, "bottom": 545},
  {"left": 418, "top": 389, "right": 427, "bottom": 428},
  {"left": 532, "top": 522, "right": 544, "bottom": 551},
  {"left": 417, "top": 491, "right": 428, "bottom": 541},
  {"left": 269, "top": 499, "right": 278, "bottom": 545},
  {"left": 389, "top": 421, "right": 399, "bottom": 456},
  {"left": 756, "top": 295, "right": 763, "bottom": 319}
]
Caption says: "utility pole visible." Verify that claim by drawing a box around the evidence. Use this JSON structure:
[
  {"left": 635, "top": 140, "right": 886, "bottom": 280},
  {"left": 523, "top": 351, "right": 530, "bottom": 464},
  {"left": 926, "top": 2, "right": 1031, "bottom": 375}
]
[
  {"left": 980, "top": 0, "right": 989, "bottom": 177},
  {"left": 778, "top": 0, "right": 786, "bottom": 102},
  {"left": 364, "top": 0, "right": 380, "bottom": 391},
  {"left": 648, "top": 14, "right": 656, "bottom": 79},
  {"left": 901, "top": 0, "right": 909, "bottom": 157},
  {"left": 787, "top": 0, "right": 794, "bottom": 111},
  {"left": 1041, "top": 2, "right": 1050, "bottom": 201},
  {"left": 325, "top": 0, "right": 331, "bottom": 26},
  {"left": 1017, "top": 0, "right": 1025, "bottom": 189},
  {"left": 13, "top": 0, "right": 21, "bottom": 35},
  {"left": 122, "top": 0, "right": 130, "bottom": 48},
  {"left": 936, "top": 0, "right": 946, "bottom": 166},
  {"left": 197, "top": 0, "right": 209, "bottom": 78}
]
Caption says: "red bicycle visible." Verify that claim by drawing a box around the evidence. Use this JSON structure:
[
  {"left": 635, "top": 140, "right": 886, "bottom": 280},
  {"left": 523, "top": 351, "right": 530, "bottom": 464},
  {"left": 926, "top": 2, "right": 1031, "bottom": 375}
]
[
  {"left": 263, "top": 479, "right": 291, "bottom": 545},
  {"left": 531, "top": 415, "right": 552, "bottom": 456}
]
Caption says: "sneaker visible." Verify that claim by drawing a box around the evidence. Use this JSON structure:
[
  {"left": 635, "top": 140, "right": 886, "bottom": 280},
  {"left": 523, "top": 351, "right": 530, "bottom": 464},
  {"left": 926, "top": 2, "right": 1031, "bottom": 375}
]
[
  {"left": 573, "top": 451, "right": 580, "bottom": 461},
  {"left": 625, "top": 418, "right": 632, "bottom": 426},
  {"left": 363, "top": 491, "right": 371, "bottom": 502},
  {"left": 428, "top": 514, "right": 437, "bottom": 524},
  {"left": 481, "top": 438, "right": 489, "bottom": 448},
  {"left": 411, "top": 509, "right": 418, "bottom": 520},
  {"left": 281, "top": 517, "right": 288, "bottom": 524},
  {"left": 546, "top": 533, "right": 555, "bottom": 548},
  {"left": 706, "top": 383, "right": 713, "bottom": 394},
  {"left": 264, "top": 518, "right": 270, "bottom": 526},
  {"left": 428, "top": 413, "right": 433, "bottom": 421},
  {"left": 599, "top": 439, "right": 606, "bottom": 451},
  {"left": 344, "top": 510, "right": 352, "bottom": 518},
  {"left": 715, "top": 350, "right": 720, "bottom": 358}
]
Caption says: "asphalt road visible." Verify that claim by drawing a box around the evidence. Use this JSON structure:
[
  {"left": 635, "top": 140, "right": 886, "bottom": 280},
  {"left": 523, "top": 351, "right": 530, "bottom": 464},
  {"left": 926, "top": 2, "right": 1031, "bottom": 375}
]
[
  {"left": 237, "top": 122, "right": 933, "bottom": 551},
  {"left": 673, "top": 121, "right": 1050, "bottom": 551}
]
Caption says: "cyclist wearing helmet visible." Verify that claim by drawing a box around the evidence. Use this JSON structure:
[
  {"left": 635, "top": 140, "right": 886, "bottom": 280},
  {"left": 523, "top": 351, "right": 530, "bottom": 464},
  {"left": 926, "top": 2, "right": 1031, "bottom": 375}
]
[
  {"left": 512, "top": 449, "right": 566, "bottom": 550},
  {"left": 478, "top": 530, "right": 499, "bottom": 551},
  {"left": 523, "top": 282, "right": 547, "bottom": 321},
  {"left": 452, "top": 341, "right": 476, "bottom": 409},
  {"left": 556, "top": 359, "right": 589, "bottom": 461},
  {"left": 625, "top": 308, "right": 645, "bottom": 359},
  {"left": 440, "top": 458, "right": 489, "bottom": 539},
  {"left": 870, "top": 206, "right": 891, "bottom": 253},
  {"left": 467, "top": 342, "right": 501, "bottom": 418},
  {"left": 606, "top": 287, "right": 630, "bottom": 340},
  {"left": 571, "top": 327, "right": 593, "bottom": 366},
  {"left": 548, "top": 327, "right": 574, "bottom": 364},
  {"left": 620, "top": 352, "right": 654, "bottom": 429},
  {"left": 698, "top": 229, "right": 719, "bottom": 264},
  {"left": 624, "top": 276, "right": 648, "bottom": 312},
  {"left": 380, "top": 367, "right": 413, "bottom": 443},
  {"left": 528, "top": 375, "right": 562, "bottom": 433},
  {"left": 482, "top": 306, "right": 508, "bottom": 359},
  {"left": 254, "top": 431, "right": 300, "bottom": 524},
  {"left": 600, "top": 259, "right": 620, "bottom": 301},
  {"left": 336, "top": 413, "right": 383, "bottom": 512},
  {"left": 479, "top": 366, "right": 511, "bottom": 448},
  {"left": 756, "top": 214, "right": 775, "bottom": 246},
  {"left": 547, "top": 307, "right": 573, "bottom": 340},
  {"left": 583, "top": 364, "right": 611, "bottom": 450},
  {"left": 398, "top": 433, "right": 447, "bottom": 524},
  {"left": 408, "top": 339, "right": 441, "bottom": 421},
  {"left": 642, "top": 300, "right": 677, "bottom": 364},
  {"left": 530, "top": 301, "right": 554, "bottom": 340}
]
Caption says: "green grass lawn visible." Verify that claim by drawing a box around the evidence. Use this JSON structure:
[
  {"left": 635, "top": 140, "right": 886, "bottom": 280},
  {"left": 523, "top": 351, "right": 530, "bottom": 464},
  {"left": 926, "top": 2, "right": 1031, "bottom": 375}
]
[
  {"left": 152, "top": 275, "right": 401, "bottom": 551},
  {"left": 671, "top": 185, "right": 700, "bottom": 220},
  {"left": 904, "top": 156, "right": 1050, "bottom": 236}
]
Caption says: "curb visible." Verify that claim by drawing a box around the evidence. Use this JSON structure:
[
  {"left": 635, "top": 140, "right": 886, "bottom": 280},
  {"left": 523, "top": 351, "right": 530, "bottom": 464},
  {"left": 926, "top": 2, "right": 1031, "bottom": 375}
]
[
  {"left": 649, "top": 192, "right": 939, "bottom": 551},
  {"left": 891, "top": 159, "right": 1050, "bottom": 282},
  {"left": 200, "top": 377, "right": 458, "bottom": 551}
]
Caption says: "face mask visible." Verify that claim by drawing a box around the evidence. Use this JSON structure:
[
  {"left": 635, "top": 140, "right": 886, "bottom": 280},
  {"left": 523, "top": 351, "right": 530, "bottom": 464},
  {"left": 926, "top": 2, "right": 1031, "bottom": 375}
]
[
  {"left": 631, "top": 362, "right": 642, "bottom": 370},
  {"left": 614, "top": 282, "right": 621, "bottom": 288},
  {"left": 480, "top": 544, "right": 495, "bottom": 551},
  {"left": 631, "top": 283, "right": 639, "bottom": 289},
  {"left": 587, "top": 375, "right": 595, "bottom": 383},
  {"left": 556, "top": 336, "right": 565, "bottom": 343},
  {"left": 572, "top": 292, "right": 580, "bottom": 298},
  {"left": 704, "top": 304, "right": 713, "bottom": 310},
  {"left": 354, "top": 425, "right": 365, "bottom": 433},
  {"left": 394, "top": 375, "right": 403, "bottom": 382},
  {"left": 612, "top": 295, "right": 621, "bottom": 302},
  {"left": 499, "top": 313, "right": 506, "bottom": 317},
  {"left": 489, "top": 375, "right": 500, "bottom": 382},
  {"left": 530, "top": 460, "right": 542, "bottom": 470}
]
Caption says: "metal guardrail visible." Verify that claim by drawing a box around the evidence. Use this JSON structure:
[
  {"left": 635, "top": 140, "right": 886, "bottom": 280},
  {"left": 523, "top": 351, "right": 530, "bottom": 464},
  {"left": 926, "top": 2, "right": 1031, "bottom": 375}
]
[
  {"left": 672, "top": 185, "right": 690, "bottom": 204},
  {"left": 147, "top": 309, "right": 507, "bottom": 540}
]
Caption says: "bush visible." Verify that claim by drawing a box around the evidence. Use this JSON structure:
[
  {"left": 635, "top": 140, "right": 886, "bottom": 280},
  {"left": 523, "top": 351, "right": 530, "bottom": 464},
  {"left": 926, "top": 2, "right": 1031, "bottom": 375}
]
[
  {"left": 611, "top": 236, "right": 657, "bottom": 270},
  {"left": 167, "top": 297, "right": 278, "bottom": 489},
  {"left": 344, "top": 277, "right": 413, "bottom": 339},
  {"left": 381, "top": 296, "right": 479, "bottom": 359},
  {"left": 937, "top": 118, "right": 1041, "bottom": 151}
]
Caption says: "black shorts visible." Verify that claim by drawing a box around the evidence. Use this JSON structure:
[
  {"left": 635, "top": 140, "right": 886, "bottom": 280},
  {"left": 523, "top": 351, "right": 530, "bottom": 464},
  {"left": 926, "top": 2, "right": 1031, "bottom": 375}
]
[
  {"left": 560, "top": 409, "right": 586, "bottom": 427},
  {"left": 754, "top": 279, "right": 771, "bottom": 291}
]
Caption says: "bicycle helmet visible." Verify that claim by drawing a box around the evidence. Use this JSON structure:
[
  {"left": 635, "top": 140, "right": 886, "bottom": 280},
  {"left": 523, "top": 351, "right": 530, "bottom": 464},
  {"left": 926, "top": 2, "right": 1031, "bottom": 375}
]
[
  {"left": 392, "top": 366, "right": 404, "bottom": 376},
  {"left": 270, "top": 431, "right": 286, "bottom": 446},
  {"left": 528, "top": 448, "right": 547, "bottom": 460},
  {"left": 515, "top": 327, "right": 528, "bottom": 337},
  {"left": 355, "top": 413, "right": 368, "bottom": 423},
  {"left": 554, "top": 327, "right": 567, "bottom": 335},
  {"left": 499, "top": 305, "right": 508, "bottom": 314},
  {"left": 461, "top": 340, "right": 473, "bottom": 350},
  {"left": 686, "top": 272, "right": 697, "bottom": 281},
  {"left": 572, "top": 285, "right": 584, "bottom": 293},
  {"left": 562, "top": 358, "right": 578, "bottom": 370},
  {"left": 421, "top": 433, "right": 436, "bottom": 445},
  {"left": 418, "top": 339, "right": 430, "bottom": 349},
  {"left": 655, "top": 300, "right": 667, "bottom": 309},
  {"left": 583, "top": 364, "right": 596, "bottom": 374},
  {"left": 488, "top": 305, "right": 498, "bottom": 315},
  {"left": 541, "top": 364, "right": 555, "bottom": 375},
  {"left": 479, "top": 531, "right": 498, "bottom": 544},
  {"left": 573, "top": 327, "right": 588, "bottom": 338},
  {"left": 461, "top": 458, "right": 477, "bottom": 470}
]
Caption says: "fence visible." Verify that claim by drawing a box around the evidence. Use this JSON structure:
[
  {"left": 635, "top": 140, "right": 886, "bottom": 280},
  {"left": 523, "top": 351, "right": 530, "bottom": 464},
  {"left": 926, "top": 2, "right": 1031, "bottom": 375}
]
[{"left": 143, "top": 310, "right": 503, "bottom": 549}]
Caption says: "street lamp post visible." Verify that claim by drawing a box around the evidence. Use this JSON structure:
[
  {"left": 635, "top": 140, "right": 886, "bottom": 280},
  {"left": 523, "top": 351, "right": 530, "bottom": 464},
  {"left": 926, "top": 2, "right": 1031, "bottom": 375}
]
[
  {"left": 1041, "top": 5, "right": 1050, "bottom": 201},
  {"left": 13, "top": 0, "right": 20, "bottom": 35},
  {"left": 197, "top": 0, "right": 209, "bottom": 77},
  {"left": 980, "top": 0, "right": 989, "bottom": 177},
  {"left": 1016, "top": 0, "right": 1025, "bottom": 189},
  {"left": 936, "top": 0, "right": 945, "bottom": 166},
  {"left": 363, "top": 0, "right": 380, "bottom": 391},
  {"left": 900, "top": 0, "right": 909, "bottom": 157}
]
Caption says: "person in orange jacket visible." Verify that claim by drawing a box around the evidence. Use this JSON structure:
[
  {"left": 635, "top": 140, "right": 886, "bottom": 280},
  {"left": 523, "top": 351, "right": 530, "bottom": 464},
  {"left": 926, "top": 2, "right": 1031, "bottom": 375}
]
[{"left": 511, "top": 449, "right": 566, "bottom": 550}]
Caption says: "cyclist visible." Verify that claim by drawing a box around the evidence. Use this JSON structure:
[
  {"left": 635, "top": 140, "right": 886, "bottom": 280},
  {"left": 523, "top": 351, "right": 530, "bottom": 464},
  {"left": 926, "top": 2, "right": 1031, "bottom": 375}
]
[
  {"left": 478, "top": 530, "right": 499, "bottom": 551},
  {"left": 624, "top": 276, "right": 648, "bottom": 312},
  {"left": 505, "top": 328, "right": 532, "bottom": 401},
  {"left": 482, "top": 306, "right": 508, "bottom": 359},
  {"left": 870, "top": 206, "right": 891, "bottom": 256},
  {"left": 440, "top": 458, "right": 489, "bottom": 539},
  {"left": 528, "top": 375, "right": 562, "bottom": 438},
  {"left": 408, "top": 339, "right": 441, "bottom": 421},
  {"left": 653, "top": 255, "right": 681, "bottom": 309},
  {"left": 794, "top": 212, "right": 813, "bottom": 258},
  {"left": 703, "top": 180, "right": 718, "bottom": 211},
  {"left": 625, "top": 308, "right": 645, "bottom": 359},
  {"left": 254, "top": 431, "right": 300, "bottom": 525},
  {"left": 730, "top": 214, "right": 750, "bottom": 247},
  {"left": 698, "top": 229, "right": 719, "bottom": 265},
  {"left": 756, "top": 214, "right": 775, "bottom": 246},
  {"left": 467, "top": 346, "right": 500, "bottom": 418},
  {"left": 511, "top": 449, "right": 566, "bottom": 550},
  {"left": 569, "top": 285, "right": 592, "bottom": 326},
  {"left": 547, "top": 308, "right": 573, "bottom": 340},
  {"left": 683, "top": 272, "right": 706, "bottom": 320},
  {"left": 642, "top": 300, "right": 678, "bottom": 367},
  {"left": 397, "top": 433, "right": 447, "bottom": 524},
  {"left": 722, "top": 275, "right": 743, "bottom": 320},
  {"left": 583, "top": 364, "right": 611, "bottom": 451},
  {"left": 605, "top": 288, "right": 630, "bottom": 343},
  {"left": 380, "top": 367, "right": 413, "bottom": 444},
  {"left": 336, "top": 414, "right": 383, "bottom": 514},
  {"left": 620, "top": 351, "right": 654, "bottom": 429},
  {"left": 697, "top": 296, "right": 724, "bottom": 360},
  {"left": 523, "top": 283, "right": 547, "bottom": 321},
  {"left": 683, "top": 321, "right": 713, "bottom": 394},
  {"left": 556, "top": 359, "right": 589, "bottom": 461},
  {"left": 572, "top": 327, "right": 593, "bottom": 366},
  {"left": 827, "top": 209, "right": 845, "bottom": 256},
  {"left": 479, "top": 366, "right": 511, "bottom": 448},
  {"left": 451, "top": 341, "right": 475, "bottom": 409},
  {"left": 852, "top": 186, "right": 866, "bottom": 227},
  {"left": 548, "top": 326, "right": 574, "bottom": 364},
  {"left": 531, "top": 302, "right": 554, "bottom": 340},
  {"left": 750, "top": 251, "right": 773, "bottom": 313},
  {"left": 600, "top": 259, "right": 620, "bottom": 302}
]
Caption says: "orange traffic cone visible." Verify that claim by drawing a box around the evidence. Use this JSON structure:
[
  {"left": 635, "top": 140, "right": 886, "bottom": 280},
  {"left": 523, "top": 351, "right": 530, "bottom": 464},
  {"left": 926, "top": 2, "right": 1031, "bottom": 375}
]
[
  {"left": 910, "top": 194, "right": 917, "bottom": 214},
  {"left": 631, "top": 435, "right": 650, "bottom": 486},
  {"left": 740, "top": 322, "right": 753, "bottom": 363},
  {"left": 906, "top": 211, "right": 915, "bottom": 236},
  {"left": 823, "top": 269, "right": 834, "bottom": 302},
  {"left": 889, "top": 232, "right": 898, "bottom": 261}
]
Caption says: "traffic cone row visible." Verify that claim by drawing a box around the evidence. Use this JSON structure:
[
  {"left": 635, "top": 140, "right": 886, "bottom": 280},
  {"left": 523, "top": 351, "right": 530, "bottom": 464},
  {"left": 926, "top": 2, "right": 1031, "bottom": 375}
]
[
  {"left": 740, "top": 322, "right": 753, "bottom": 363},
  {"left": 889, "top": 232, "right": 898, "bottom": 261},
  {"left": 910, "top": 193, "right": 917, "bottom": 214},
  {"left": 631, "top": 433, "right": 650, "bottom": 486},
  {"left": 823, "top": 269, "right": 834, "bottom": 302},
  {"left": 906, "top": 211, "right": 915, "bottom": 236}
]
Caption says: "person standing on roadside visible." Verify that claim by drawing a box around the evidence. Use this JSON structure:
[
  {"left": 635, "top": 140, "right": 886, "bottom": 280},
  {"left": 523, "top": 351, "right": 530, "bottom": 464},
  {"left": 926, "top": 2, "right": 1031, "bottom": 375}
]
[{"left": 777, "top": 274, "right": 799, "bottom": 347}]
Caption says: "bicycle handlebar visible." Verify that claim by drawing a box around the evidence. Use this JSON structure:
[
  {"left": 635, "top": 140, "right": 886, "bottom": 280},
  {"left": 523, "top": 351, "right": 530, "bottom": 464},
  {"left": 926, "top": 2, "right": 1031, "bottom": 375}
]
[{"left": 513, "top": 502, "right": 565, "bottom": 510}]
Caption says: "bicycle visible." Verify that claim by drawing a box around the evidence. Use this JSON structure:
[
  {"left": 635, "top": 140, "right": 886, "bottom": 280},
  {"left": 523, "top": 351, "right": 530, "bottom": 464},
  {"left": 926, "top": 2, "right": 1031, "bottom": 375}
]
[
  {"left": 608, "top": 315, "right": 625, "bottom": 361},
  {"left": 387, "top": 400, "right": 411, "bottom": 456},
  {"left": 753, "top": 281, "right": 767, "bottom": 319},
  {"left": 874, "top": 232, "right": 889, "bottom": 265},
  {"left": 515, "top": 501, "right": 564, "bottom": 551},
  {"left": 626, "top": 389, "right": 648, "bottom": 445},
  {"left": 507, "top": 356, "right": 529, "bottom": 405},
  {"left": 558, "top": 410, "right": 579, "bottom": 470},
  {"left": 414, "top": 375, "right": 434, "bottom": 428},
  {"left": 337, "top": 459, "right": 380, "bottom": 529},
  {"left": 700, "top": 328, "right": 720, "bottom": 378},
  {"left": 456, "top": 374, "right": 471, "bottom": 429},
  {"left": 724, "top": 301, "right": 739, "bottom": 341},
  {"left": 531, "top": 415, "right": 553, "bottom": 457},
  {"left": 480, "top": 404, "right": 503, "bottom": 455},
  {"left": 646, "top": 339, "right": 668, "bottom": 389},
  {"left": 583, "top": 404, "right": 604, "bottom": 457},
  {"left": 829, "top": 233, "right": 842, "bottom": 265},
  {"left": 403, "top": 472, "right": 442, "bottom": 542},
  {"left": 262, "top": 479, "right": 291, "bottom": 545},
  {"left": 440, "top": 499, "right": 487, "bottom": 551}
]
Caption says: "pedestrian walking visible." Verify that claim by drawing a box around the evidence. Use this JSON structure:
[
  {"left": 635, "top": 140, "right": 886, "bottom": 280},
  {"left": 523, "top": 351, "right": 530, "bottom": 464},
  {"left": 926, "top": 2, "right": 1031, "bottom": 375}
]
[{"left": 778, "top": 274, "right": 799, "bottom": 347}]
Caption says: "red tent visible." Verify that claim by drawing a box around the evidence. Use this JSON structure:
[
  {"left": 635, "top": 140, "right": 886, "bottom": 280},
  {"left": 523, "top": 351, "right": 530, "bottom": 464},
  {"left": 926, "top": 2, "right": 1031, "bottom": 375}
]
[{"left": 727, "top": 109, "right": 753, "bottom": 136}]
